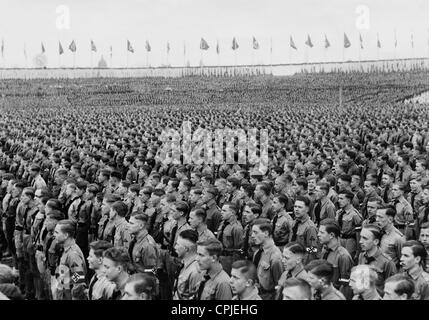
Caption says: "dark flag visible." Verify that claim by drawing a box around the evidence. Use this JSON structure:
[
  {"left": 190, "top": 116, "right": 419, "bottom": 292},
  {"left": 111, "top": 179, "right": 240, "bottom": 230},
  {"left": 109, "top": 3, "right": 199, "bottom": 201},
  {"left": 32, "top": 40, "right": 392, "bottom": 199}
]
[
  {"left": 324, "top": 34, "right": 330, "bottom": 48},
  {"left": 91, "top": 40, "right": 97, "bottom": 52},
  {"left": 290, "top": 36, "right": 297, "bottom": 50},
  {"left": 200, "top": 38, "right": 209, "bottom": 50},
  {"left": 252, "top": 36, "right": 259, "bottom": 50},
  {"left": 127, "top": 40, "right": 134, "bottom": 53},
  {"left": 344, "top": 33, "right": 351, "bottom": 48},
  {"left": 305, "top": 34, "right": 313, "bottom": 48},
  {"left": 232, "top": 37, "right": 239, "bottom": 50},
  {"left": 69, "top": 40, "right": 76, "bottom": 52},
  {"left": 59, "top": 41, "right": 64, "bottom": 55},
  {"left": 41, "top": 42, "right": 45, "bottom": 53},
  {"left": 145, "top": 41, "right": 151, "bottom": 52}
]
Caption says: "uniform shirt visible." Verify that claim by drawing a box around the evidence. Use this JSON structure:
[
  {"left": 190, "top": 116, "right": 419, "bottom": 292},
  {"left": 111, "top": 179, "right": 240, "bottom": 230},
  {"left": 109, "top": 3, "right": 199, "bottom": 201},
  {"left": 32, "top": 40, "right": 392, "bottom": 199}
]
[
  {"left": 391, "top": 197, "right": 413, "bottom": 226},
  {"left": 255, "top": 241, "right": 284, "bottom": 297},
  {"left": 320, "top": 285, "right": 346, "bottom": 300},
  {"left": 336, "top": 206, "right": 362, "bottom": 238},
  {"left": 358, "top": 247, "right": 397, "bottom": 293},
  {"left": 313, "top": 197, "right": 336, "bottom": 226},
  {"left": 55, "top": 242, "right": 87, "bottom": 300},
  {"left": 202, "top": 199, "right": 222, "bottom": 233},
  {"left": 261, "top": 198, "right": 275, "bottom": 220},
  {"left": 197, "top": 226, "right": 216, "bottom": 242},
  {"left": 395, "top": 165, "right": 412, "bottom": 186},
  {"left": 102, "top": 219, "right": 116, "bottom": 243},
  {"left": 415, "top": 205, "right": 429, "bottom": 238},
  {"left": 130, "top": 232, "right": 160, "bottom": 273},
  {"left": 125, "top": 166, "right": 138, "bottom": 184},
  {"left": 113, "top": 218, "right": 131, "bottom": 249},
  {"left": 198, "top": 266, "right": 233, "bottom": 300},
  {"left": 67, "top": 197, "right": 82, "bottom": 224},
  {"left": 272, "top": 210, "right": 293, "bottom": 247},
  {"left": 404, "top": 268, "right": 429, "bottom": 300},
  {"left": 172, "top": 220, "right": 192, "bottom": 249},
  {"left": 277, "top": 264, "right": 308, "bottom": 288},
  {"left": 173, "top": 254, "right": 203, "bottom": 300},
  {"left": 88, "top": 272, "right": 116, "bottom": 300},
  {"left": 292, "top": 216, "right": 319, "bottom": 262},
  {"left": 380, "top": 226, "right": 405, "bottom": 268},
  {"left": 31, "top": 174, "right": 47, "bottom": 191},
  {"left": 321, "top": 243, "right": 354, "bottom": 288},
  {"left": 407, "top": 190, "right": 424, "bottom": 215},
  {"left": 217, "top": 217, "right": 243, "bottom": 250}
]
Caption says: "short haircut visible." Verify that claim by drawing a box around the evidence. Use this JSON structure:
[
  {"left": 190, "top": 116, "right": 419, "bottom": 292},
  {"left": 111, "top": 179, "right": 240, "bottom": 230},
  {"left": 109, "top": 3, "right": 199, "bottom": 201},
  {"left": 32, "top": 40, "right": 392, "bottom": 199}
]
[
  {"left": 89, "top": 240, "right": 113, "bottom": 258},
  {"left": 274, "top": 194, "right": 289, "bottom": 207},
  {"left": 191, "top": 208, "right": 207, "bottom": 222},
  {"left": 295, "top": 196, "right": 311, "bottom": 208},
  {"left": 197, "top": 238, "right": 223, "bottom": 257},
  {"left": 231, "top": 260, "right": 258, "bottom": 283},
  {"left": 111, "top": 201, "right": 128, "bottom": 218},
  {"left": 110, "top": 171, "right": 122, "bottom": 180},
  {"left": 385, "top": 274, "right": 415, "bottom": 299},
  {"left": 403, "top": 240, "right": 428, "bottom": 269},
  {"left": 245, "top": 204, "right": 262, "bottom": 217},
  {"left": 362, "top": 224, "right": 383, "bottom": 242},
  {"left": 179, "top": 229, "right": 198, "bottom": 244},
  {"left": 295, "top": 178, "right": 308, "bottom": 190},
  {"left": 305, "top": 260, "right": 334, "bottom": 284},
  {"left": 223, "top": 202, "right": 238, "bottom": 215},
  {"left": 319, "top": 219, "right": 341, "bottom": 238},
  {"left": 282, "top": 278, "right": 312, "bottom": 300},
  {"left": 378, "top": 205, "right": 396, "bottom": 218},
  {"left": 132, "top": 213, "right": 149, "bottom": 224},
  {"left": 284, "top": 242, "right": 306, "bottom": 256},
  {"left": 252, "top": 218, "right": 273, "bottom": 236},
  {"left": 126, "top": 273, "right": 158, "bottom": 298},
  {"left": 174, "top": 201, "right": 189, "bottom": 217},
  {"left": 339, "top": 190, "right": 354, "bottom": 201},
  {"left": 420, "top": 222, "right": 429, "bottom": 231},
  {"left": 152, "top": 189, "right": 165, "bottom": 197},
  {"left": 56, "top": 219, "right": 77, "bottom": 239},
  {"left": 103, "top": 247, "right": 131, "bottom": 270},
  {"left": 256, "top": 182, "right": 271, "bottom": 196},
  {"left": 22, "top": 187, "right": 35, "bottom": 199},
  {"left": 316, "top": 182, "right": 330, "bottom": 194}
]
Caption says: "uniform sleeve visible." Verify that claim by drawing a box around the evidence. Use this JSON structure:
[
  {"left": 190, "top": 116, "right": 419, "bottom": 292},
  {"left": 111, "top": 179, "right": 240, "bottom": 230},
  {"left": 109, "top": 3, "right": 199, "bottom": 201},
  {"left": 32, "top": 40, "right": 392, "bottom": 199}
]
[
  {"left": 188, "top": 269, "right": 204, "bottom": 297},
  {"left": 271, "top": 257, "right": 284, "bottom": 286},
  {"left": 231, "top": 225, "right": 244, "bottom": 249},
  {"left": 305, "top": 226, "right": 319, "bottom": 249},
  {"left": 394, "top": 236, "right": 405, "bottom": 267},
  {"left": 68, "top": 252, "right": 87, "bottom": 285},
  {"left": 215, "top": 281, "right": 233, "bottom": 300},
  {"left": 324, "top": 203, "right": 336, "bottom": 220},
  {"left": 337, "top": 253, "right": 353, "bottom": 282},
  {"left": 141, "top": 244, "right": 158, "bottom": 269},
  {"left": 384, "top": 260, "right": 397, "bottom": 279}
]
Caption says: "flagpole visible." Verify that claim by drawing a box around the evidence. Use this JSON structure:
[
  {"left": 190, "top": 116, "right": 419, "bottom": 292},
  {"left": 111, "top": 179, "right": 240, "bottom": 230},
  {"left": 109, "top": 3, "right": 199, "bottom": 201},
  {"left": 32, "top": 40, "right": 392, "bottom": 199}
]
[
  {"left": 73, "top": 52, "right": 76, "bottom": 69},
  {"left": 91, "top": 51, "right": 93, "bottom": 68},
  {"left": 270, "top": 37, "right": 273, "bottom": 75}
]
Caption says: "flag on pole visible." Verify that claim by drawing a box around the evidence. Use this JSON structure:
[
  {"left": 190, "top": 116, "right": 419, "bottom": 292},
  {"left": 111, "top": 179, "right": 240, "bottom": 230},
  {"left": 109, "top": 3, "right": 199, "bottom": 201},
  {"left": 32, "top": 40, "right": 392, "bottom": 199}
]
[
  {"left": 377, "top": 33, "right": 381, "bottom": 48},
  {"left": 24, "top": 44, "right": 27, "bottom": 59},
  {"left": 145, "top": 41, "right": 151, "bottom": 52},
  {"left": 167, "top": 42, "right": 170, "bottom": 54},
  {"left": 1, "top": 39, "right": 4, "bottom": 58},
  {"left": 216, "top": 40, "right": 220, "bottom": 54},
  {"left": 359, "top": 33, "right": 364, "bottom": 49},
  {"left": 252, "top": 36, "right": 259, "bottom": 50},
  {"left": 344, "top": 33, "right": 351, "bottom": 48},
  {"left": 127, "top": 40, "right": 134, "bottom": 53},
  {"left": 270, "top": 38, "right": 273, "bottom": 54},
  {"left": 290, "top": 36, "right": 297, "bottom": 50},
  {"left": 91, "top": 40, "right": 97, "bottom": 52},
  {"left": 41, "top": 42, "right": 45, "bottom": 53},
  {"left": 69, "top": 40, "right": 76, "bottom": 52},
  {"left": 59, "top": 41, "right": 64, "bottom": 55},
  {"left": 200, "top": 38, "right": 209, "bottom": 50},
  {"left": 394, "top": 30, "right": 397, "bottom": 48},
  {"left": 110, "top": 46, "right": 113, "bottom": 58},
  {"left": 411, "top": 34, "right": 414, "bottom": 48},
  {"left": 232, "top": 37, "right": 239, "bottom": 50},
  {"left": 305, "top": 34, "right": 313, "bottom": 48},
  {"left": 324, "top": 34, "right": 330, "bottom": 48}
]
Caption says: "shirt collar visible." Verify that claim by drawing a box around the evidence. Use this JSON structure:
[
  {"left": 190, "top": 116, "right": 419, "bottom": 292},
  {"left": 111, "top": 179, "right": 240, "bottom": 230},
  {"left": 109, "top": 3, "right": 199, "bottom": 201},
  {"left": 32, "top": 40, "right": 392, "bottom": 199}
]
[
  {"left": 291, "top": 264, "right": 305, "bottom": 277},
  {"left": 182, "top": 254, "right": 198, "bottom": 269},
  {"left": 240, "top": 287, "right": 260, "bottom": 300},
  {"left": 407, "top": 266, "right": 423, "bottom": 280}
]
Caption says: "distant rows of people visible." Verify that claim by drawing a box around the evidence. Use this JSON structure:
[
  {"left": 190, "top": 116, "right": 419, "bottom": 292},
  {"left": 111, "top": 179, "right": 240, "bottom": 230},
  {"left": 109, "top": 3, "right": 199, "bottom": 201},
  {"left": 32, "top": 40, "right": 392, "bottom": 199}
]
[{"left": 0, "top": 72, "right": 428, "bottom": 300}]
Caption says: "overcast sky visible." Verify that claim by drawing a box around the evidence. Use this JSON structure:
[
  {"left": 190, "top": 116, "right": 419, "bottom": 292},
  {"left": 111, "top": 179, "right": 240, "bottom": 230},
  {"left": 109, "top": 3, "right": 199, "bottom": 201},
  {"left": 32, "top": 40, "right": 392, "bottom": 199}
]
[{"left": 0, "top": 0, "right": 428, "bottom": 68}]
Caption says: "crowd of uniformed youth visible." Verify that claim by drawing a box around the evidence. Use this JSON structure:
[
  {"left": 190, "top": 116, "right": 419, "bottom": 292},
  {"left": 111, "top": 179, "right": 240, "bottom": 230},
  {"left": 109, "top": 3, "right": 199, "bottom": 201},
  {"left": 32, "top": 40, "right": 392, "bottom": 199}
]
[{"left": 0, "top": 74, "right": 429, "bottom": 301}]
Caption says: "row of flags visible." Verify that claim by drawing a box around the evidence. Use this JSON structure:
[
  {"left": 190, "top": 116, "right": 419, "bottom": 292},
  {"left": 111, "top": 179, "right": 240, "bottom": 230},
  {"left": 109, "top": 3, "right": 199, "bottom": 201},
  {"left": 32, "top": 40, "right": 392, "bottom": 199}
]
[{"left": 1, "top": 32, "right": 425, "bottom": 59}]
